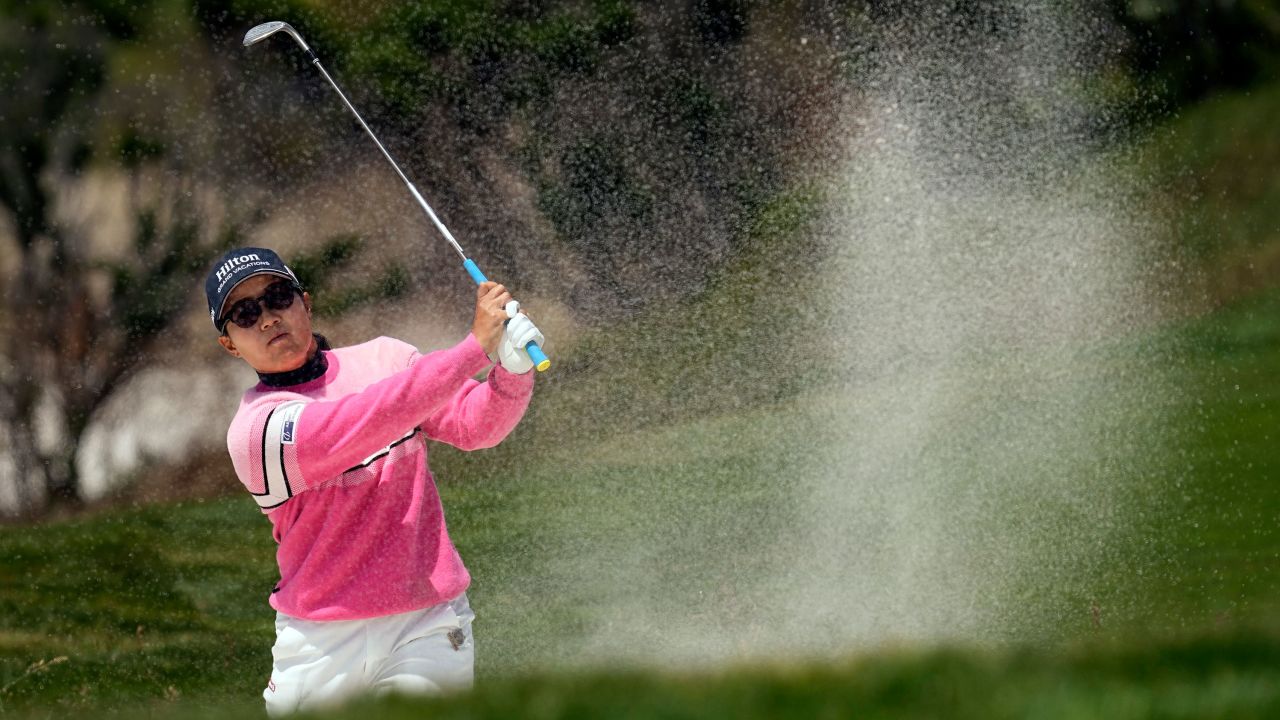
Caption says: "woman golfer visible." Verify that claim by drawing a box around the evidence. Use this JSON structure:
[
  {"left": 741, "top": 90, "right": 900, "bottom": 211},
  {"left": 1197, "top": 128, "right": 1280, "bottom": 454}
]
[{"left": 205, "top": 246, "right": 541, "bottom": 716}]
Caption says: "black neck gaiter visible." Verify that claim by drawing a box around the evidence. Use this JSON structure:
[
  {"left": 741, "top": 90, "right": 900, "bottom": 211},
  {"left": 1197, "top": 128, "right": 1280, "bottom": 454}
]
[{"left": 257, "top": 334, "right": 332, "bottom": 387}]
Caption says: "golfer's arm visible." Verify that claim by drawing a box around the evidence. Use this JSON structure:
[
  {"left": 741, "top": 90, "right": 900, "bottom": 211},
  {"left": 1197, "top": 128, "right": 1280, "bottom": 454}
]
[
  {"left": 422, "top": 365, "right": 534, "bottom": 451},
  {"left": 289, "top": 334, "right": 492, "bottom": 486}
]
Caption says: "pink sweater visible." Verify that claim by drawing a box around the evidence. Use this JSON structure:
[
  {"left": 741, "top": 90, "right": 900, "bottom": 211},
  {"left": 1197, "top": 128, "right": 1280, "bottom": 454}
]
[{"left": 225, "top": 334, "right": 534, "bottom": 621}]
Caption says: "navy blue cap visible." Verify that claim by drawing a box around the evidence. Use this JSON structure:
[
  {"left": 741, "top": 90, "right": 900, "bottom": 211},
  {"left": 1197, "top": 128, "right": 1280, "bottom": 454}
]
[{"left": 204, "top": 247, "right": 302, "bottom": 330}]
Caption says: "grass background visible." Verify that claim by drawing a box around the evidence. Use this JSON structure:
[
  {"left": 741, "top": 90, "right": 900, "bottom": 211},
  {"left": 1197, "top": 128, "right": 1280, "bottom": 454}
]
[{"left": 1, "top": 271, "right": 1278, "bottom": 718}]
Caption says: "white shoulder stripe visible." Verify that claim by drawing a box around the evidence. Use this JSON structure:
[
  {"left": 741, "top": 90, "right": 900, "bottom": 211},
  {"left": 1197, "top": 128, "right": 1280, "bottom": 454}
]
[
  {"left": 253, "top": 494, "right": 289, "bottom": 510},
  {"left": 260, "top": 401, "right": 305, "bottom": 506}
]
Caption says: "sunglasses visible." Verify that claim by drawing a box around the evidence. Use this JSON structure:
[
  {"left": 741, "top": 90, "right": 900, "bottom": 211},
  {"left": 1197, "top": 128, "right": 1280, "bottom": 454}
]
[{"left": 219, "top": 279, "right": 302, "bottom": 333}]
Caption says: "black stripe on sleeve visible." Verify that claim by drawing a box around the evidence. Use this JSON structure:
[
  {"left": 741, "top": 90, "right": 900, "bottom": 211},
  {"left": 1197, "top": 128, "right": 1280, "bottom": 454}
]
[
  {"left": 341, "top": 428, "right": 422, "bottom": 474},
  {"left": 254, "top": 407, "right": 277, "bottom": 497},
  {"left": 278, "top": 406, "right": 293, "bottom": 498},
  {"left": 279, "top": 451, "right": 292, "bottom": 498}
]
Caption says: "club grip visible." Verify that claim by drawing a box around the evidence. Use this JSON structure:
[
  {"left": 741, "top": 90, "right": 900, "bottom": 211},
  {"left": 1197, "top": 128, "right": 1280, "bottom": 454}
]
[
  {"left": 463, "top": 258, "right": 551, "bottom": 372},
  {"left": 463, "top": 258, "right": 488, "bottom": 284},
  {"left": 524, "top": 341, "right": 551, "bottom": 372}
]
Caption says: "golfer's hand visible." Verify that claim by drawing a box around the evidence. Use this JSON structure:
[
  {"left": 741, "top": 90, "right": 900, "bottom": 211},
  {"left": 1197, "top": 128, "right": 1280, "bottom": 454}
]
[
  {"left": 473, "top": 281, "right": 512, "bottom": 357},
  {"left": 497, "top": 301, "right": 545, "bottom": 374}
]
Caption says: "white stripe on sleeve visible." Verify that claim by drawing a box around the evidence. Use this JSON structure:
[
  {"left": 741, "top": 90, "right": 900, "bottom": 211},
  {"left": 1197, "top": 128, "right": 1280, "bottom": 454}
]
[{"left": 254, "top": 401, "right": 304, "bottom": 509}]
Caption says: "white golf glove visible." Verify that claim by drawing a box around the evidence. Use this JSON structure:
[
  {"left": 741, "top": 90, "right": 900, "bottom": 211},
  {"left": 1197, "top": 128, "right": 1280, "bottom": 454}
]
[{"left": 497, "top": 300, "right": 545, "bottom": 375}]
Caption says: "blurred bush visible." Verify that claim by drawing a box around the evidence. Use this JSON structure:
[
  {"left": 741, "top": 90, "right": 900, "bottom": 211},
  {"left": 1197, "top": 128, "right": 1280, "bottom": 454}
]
[{"left": 1109, "top": 0, "right": 1280, "bottom": 111}]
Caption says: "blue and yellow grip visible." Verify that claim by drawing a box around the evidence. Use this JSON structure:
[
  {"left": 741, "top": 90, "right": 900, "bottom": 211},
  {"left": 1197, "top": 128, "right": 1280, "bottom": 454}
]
[{"left": 463, "top": 258, "right": 551, "bottom": 372}]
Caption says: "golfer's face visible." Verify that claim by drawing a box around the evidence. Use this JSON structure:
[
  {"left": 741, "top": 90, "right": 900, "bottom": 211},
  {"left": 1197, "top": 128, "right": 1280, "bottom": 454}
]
[{"left": 217, "top": 274, "right": 315, "bottom": 373}]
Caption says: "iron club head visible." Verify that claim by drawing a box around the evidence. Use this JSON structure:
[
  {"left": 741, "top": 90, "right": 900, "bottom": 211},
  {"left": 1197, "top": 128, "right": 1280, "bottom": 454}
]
[{"left": 243, "top": 21, "right": 312, "bottom": 54}]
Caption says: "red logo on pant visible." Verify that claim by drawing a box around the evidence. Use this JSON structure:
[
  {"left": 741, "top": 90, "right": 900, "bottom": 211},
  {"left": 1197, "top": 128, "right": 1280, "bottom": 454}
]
[{"left": 268, "top": 679, "right": 277, "bottom": 693}]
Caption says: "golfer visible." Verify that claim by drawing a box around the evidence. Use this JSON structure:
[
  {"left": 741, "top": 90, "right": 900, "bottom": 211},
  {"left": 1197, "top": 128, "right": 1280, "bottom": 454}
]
[{"left": 204, "top": 246, "right": 541, "bottom": 716}]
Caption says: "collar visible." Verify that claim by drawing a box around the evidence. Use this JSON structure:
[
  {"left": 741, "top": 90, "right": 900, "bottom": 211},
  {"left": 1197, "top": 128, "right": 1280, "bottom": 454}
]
[{"left": 257, "top": 340, "right": 329, "bottom": 387}]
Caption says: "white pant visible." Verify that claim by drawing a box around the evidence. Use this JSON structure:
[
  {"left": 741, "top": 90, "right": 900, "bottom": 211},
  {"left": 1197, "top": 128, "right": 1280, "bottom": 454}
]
[{"left": 263, "top": 593, "right": 475, "bottom": 717}]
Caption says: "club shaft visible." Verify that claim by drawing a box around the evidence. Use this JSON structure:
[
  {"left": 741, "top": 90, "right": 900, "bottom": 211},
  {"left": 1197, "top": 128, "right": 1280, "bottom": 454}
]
[
  {"left": 247, "top": 25, "right": 551, "bottom": 371},
  {"left": 310, "top": 59, "right": 468, "bottom": 262}
]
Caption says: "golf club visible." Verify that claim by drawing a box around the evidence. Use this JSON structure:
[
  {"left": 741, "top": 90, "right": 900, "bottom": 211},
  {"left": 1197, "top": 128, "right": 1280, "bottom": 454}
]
[{"left": 242, "top": 20, "right": 550, "bottom": 372}]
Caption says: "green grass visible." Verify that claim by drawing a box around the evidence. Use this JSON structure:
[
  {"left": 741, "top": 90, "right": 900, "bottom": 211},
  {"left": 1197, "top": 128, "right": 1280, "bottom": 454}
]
[
  {"left": 1104, "top": 289, "right": 1280, "bottom": 633},
  {"left": 1, "top": 281, "right": 1278, "bottom": 718},
  {"left": 0, "top": 499, "right": 273, "bottom": 716},
  {"left": 1138, "top": 79, "right": 1280, "bottom": 299},
  {"left": 317, "top": 626, "right": 1280, "bottom": 720}
]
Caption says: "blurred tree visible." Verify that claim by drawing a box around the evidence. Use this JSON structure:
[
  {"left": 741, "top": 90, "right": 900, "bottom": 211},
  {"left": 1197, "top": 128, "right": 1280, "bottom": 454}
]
[
  {"left": 1109, "top": 0, "right": 1280, "bottom": 109},
  {"left": 0, "top": 2, "right": 413, "bottom": 517},
  {"left": 0, "top": 3, "right": 243, "bottom": 516},
  {"left": 0, "top": 4, "right": 206, "bottom": 509}
]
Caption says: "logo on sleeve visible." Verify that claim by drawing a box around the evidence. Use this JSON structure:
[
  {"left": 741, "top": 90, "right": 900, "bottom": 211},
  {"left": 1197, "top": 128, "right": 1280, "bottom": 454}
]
[{"left": 277, "top": 403, "right": 303, "bottom": 445}]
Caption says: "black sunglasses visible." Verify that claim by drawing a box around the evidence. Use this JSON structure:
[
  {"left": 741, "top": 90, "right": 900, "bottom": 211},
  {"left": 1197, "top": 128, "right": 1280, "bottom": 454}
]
[{"left": 219, "top": 279, "right": 302, "bottom": 333}]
